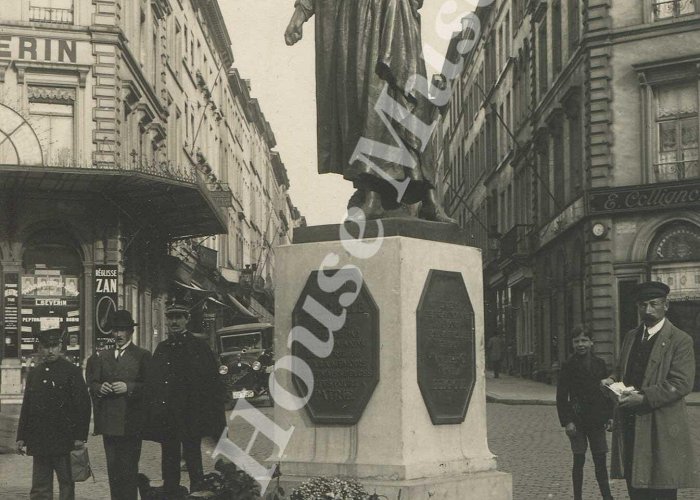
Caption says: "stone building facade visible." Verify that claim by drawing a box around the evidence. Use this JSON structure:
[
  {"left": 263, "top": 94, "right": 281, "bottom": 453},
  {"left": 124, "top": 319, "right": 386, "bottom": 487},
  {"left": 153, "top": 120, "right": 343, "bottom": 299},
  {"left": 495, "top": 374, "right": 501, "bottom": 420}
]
[
  {"left": 0, "top": 0, "right": 299, "bottom": 398},
  {"left": 441, "top": 0, "right": 700, "bottom": 389}
]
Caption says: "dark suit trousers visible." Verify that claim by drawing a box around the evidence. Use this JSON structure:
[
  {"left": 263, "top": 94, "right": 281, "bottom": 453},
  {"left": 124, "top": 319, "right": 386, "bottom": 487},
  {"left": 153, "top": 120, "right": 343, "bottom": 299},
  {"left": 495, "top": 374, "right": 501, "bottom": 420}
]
[
  {"left": 623, "top": 416, "right": 677, "bottom": 500},
  {"left": 161, "top": 437, "right": 204, "bottom": 492},
  {"left": 30, "top": 455, "right": 74, "bottom": 500},
  {"left": 103, "top": 435, "right": 142, "bottom": 500}
]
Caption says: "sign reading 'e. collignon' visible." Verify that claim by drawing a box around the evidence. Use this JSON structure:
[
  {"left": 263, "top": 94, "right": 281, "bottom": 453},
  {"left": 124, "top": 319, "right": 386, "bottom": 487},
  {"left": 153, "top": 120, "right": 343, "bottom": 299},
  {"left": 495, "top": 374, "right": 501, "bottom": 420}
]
[{"left": 587, "top": 181, "right": 700, "bottom": 215}]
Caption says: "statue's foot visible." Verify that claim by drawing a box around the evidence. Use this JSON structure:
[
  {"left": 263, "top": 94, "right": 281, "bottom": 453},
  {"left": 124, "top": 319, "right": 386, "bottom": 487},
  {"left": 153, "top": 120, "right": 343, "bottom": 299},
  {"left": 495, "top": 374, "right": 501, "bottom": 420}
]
[
  {"left": 347, "top": 189, "right": 365, "bottom": 209},
  {"left": 346, "top": 189, "right": 384, "bottom": 221},
  {"left": 419, "top": 200, "right": 457, "bottom": 224}
]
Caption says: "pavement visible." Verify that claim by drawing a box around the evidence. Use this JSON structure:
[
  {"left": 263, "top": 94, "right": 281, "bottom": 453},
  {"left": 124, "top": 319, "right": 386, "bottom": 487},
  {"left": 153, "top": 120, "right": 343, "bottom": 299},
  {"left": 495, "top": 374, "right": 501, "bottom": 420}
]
[
  {"left": 484, "top": 372, "right": 700, "bottom": 406},
  {"left": 2, "top": 376, "right": 700, "bottom": 499}
]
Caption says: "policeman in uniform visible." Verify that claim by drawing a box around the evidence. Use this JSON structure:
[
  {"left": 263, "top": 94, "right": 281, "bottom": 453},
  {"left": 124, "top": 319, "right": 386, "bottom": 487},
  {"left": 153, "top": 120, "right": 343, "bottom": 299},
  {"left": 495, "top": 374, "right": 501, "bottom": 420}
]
[
  {"left": 87, "top": 309, "right": 151, "bottom": 500},
  {"left": 16, "top": 328, "right": 91, "bottom": 500},
  {"left": 144, "top": 298, "right": 226, "bottom": 495}
]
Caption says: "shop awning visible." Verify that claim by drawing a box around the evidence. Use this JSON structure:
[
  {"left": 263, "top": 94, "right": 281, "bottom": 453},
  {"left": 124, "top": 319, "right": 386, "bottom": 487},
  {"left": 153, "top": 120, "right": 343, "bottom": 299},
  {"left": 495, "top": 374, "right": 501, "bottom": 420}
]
[
  {"left": 226, "top": 293, "right": 257, "bottom": 319},
  {"left": 174, "top": 280, "right": 209, "bottom": 292}
]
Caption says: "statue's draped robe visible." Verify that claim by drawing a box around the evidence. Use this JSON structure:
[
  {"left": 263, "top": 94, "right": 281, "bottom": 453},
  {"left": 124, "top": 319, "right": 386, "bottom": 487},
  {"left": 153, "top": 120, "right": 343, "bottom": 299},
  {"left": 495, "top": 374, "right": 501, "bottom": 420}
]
[{"left": 298, "top": 0, "right": 436, "bottom": 203}]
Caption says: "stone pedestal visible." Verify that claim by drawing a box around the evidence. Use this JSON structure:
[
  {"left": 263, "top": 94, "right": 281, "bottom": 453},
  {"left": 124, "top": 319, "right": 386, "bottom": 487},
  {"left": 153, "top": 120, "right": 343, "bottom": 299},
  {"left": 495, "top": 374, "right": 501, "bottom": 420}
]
[{"left": 271, "top": 222, "right": 512, "bottom": 499}]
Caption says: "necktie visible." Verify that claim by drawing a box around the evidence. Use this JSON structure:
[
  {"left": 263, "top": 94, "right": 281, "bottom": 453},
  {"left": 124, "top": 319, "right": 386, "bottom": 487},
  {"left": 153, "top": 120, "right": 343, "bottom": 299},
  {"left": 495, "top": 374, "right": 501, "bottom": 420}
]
[
  {"left": 116, "top": 348, "right": 125, "bottom": 360},
  {"left": 642, "top": 328, "right": 650, "bottom": 343}
]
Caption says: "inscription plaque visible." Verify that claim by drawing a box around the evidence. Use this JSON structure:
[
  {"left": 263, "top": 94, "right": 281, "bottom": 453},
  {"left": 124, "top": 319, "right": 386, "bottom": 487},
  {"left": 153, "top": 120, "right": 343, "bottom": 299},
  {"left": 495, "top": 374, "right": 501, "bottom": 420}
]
[
  {"left": 416, "top": 270, "right": 476, "bottom": 425},
  {"left": 291, "top": 271, "right": 379, "bottom": 425}
]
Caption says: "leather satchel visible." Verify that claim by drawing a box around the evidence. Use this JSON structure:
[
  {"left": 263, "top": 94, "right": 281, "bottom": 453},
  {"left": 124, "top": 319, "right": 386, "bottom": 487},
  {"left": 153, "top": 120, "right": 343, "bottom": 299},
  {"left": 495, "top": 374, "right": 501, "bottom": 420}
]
[{"left": 70, "top": 446, "right": 94, "bottom": 482}]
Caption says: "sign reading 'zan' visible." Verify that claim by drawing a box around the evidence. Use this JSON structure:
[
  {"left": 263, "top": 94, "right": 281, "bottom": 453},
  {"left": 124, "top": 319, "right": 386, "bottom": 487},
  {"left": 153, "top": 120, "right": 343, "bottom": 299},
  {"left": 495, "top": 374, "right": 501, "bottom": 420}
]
[{"left": 0, "top": 35, "right": 77, "bottom": 63}]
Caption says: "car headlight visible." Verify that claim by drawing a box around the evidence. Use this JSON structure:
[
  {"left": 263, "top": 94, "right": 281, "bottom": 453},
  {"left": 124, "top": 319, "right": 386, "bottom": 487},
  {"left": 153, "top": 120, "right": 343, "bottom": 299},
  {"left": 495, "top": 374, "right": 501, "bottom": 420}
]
[
  {"left": 218, "top": 365, "right": 229, "bottom": 375},
  {"left": 252, "top": 361, "right": 261, "bottom": 371}
]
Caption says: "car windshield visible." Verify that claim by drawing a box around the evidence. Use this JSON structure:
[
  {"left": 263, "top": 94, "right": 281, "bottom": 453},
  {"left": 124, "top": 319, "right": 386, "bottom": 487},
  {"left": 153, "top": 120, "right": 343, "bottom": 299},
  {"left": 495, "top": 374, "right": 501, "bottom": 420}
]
[{"left": 219, "top": 332, "right": 262, "bottom": 353}]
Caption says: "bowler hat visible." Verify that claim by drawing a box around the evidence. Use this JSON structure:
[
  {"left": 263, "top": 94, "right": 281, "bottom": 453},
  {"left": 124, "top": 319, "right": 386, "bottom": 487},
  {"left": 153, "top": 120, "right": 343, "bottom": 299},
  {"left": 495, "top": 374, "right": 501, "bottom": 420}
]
[
  {"left": 165, "top": 297, "right": 190, "bottom": 315},
  {"left": 109, "top": 309, "right": 138, "bottom": 329},
  {"left": 634, "top": 281, "right": 670, "bottom": 302},
  {"left": 38, "top": 328, "right": 63, "bottom": 347}
]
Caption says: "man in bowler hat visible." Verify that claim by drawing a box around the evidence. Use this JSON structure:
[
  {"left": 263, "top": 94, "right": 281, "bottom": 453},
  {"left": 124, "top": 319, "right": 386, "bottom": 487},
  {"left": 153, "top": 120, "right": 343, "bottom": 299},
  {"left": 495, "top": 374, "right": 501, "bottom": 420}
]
[
  {"left": 602, "top": 281, "right": 698, "bottom": 499},
  {"left": 16, "top": 329, "right": 91, "bottom": 500},
  {"left": 144, "top": 298, "right": 226, "bottom": 495},
  {"left": 86, "top": 310, "right": 151, "bottom": 500}
]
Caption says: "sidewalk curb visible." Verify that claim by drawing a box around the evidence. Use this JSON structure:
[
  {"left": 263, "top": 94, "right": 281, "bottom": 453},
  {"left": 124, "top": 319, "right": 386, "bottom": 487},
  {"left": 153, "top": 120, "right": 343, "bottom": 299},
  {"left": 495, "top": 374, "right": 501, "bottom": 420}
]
[{"left": 486, "top": 395, "right": 556, "bottom": 405}]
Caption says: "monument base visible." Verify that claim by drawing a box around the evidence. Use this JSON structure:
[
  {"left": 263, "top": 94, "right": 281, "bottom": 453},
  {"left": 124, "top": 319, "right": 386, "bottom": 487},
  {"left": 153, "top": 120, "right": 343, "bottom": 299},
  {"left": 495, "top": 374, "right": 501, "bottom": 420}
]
[
  {"left": 271, "top": 221, "right": 512, "bottom": 500},
  {"left": 278, "top": 469, "right": 512, "bottom": 500}
]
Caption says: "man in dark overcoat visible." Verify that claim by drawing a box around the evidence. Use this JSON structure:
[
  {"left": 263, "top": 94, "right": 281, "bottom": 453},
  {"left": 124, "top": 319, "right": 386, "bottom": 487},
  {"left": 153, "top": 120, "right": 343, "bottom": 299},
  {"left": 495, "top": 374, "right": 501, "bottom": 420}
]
[
  {"left": 86, "top": 309, "right": 151, "bottom": 500},
  {"left": 602, "top": 281, "right": 699, "bottom": 499},
  {"left": 144, "top": 298, "right": 226, "bottom": 495},
  {"left": 16, "top": 328, "right": 91, "bottom": 500}
]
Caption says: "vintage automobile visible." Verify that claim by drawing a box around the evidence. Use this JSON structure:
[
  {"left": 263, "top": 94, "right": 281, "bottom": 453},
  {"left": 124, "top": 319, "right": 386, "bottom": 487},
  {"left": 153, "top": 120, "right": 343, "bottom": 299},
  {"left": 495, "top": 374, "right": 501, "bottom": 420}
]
[{"left": 215, "top": 322, "right": 274, "bottom": 408}]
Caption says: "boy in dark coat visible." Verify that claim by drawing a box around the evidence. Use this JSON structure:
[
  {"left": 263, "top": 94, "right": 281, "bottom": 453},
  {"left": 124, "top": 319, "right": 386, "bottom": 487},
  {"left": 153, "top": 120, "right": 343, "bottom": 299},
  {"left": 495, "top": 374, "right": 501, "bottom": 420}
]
[
  {"left": 16, "top": 328, "right": 91, "bottom": 500},
  {"left": 86, "top": 309, "right": 151, "bottom": 500},
  {"left": 557, "top": 324, "right": 614, "bottom": 500},
  {"left": 144, "top": 298, "right": 226, "bottom": 495}
]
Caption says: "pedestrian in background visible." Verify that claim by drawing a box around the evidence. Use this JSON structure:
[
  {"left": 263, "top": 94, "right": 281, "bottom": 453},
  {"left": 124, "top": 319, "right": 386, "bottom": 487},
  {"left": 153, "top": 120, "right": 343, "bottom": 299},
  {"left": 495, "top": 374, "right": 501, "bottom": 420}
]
[
  {"left": 556, "top": 324, "right": 613, "bottom": 500},
  {"left": 602, "top": 281, "right": 698, "bottom": 499},
  {"left": 487, "top": 331, "right": 506, "bottom": 378},
  {"left": 144, "top": 298, "right": 226, "bottom": 496},
  {"left": 86, "top": 310, "right": 151, "bottom": 500},
  {"left": 16, "top": 328, "right": 91, "bottom": 500}
]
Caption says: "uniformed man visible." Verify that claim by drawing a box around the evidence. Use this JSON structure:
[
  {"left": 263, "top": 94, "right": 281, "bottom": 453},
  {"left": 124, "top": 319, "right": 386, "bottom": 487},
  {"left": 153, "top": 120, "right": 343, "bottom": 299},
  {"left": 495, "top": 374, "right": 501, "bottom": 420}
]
[
  {"left": 16, "top": 328, "right": 91, "bottom": 500},
  {"left": 144, "top": 298, "right": 226, "bottom": 495},
  {"left": 86, "top": 309, "right": 151, "bottom": 500}
]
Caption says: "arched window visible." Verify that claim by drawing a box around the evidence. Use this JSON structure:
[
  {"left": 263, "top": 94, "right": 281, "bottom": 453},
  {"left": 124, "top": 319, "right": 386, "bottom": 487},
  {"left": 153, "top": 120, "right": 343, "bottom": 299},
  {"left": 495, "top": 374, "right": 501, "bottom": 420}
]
[{"left": 648, "top": 221, "right": 700, "bottom": 262}]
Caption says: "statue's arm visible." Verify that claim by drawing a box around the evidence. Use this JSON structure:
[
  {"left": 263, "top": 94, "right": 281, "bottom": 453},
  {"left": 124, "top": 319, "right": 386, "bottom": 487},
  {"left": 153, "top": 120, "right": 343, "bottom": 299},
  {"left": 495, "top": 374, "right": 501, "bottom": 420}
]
[
  {"left": 286, "top": 0, "right": 313, "bottom": 45},
  {"left": 295, "top": 0, "right": 314, "bottom": 20}
]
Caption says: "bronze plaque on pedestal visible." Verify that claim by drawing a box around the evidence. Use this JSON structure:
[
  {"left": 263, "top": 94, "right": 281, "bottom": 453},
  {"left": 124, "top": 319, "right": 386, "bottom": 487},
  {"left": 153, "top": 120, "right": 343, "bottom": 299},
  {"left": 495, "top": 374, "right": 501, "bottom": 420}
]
[
  {"left": 417, "top": 270, "right": 476, "bottom": 425},
  {"left": 292, "top": 271, "right": 379, "bottom": 425}
]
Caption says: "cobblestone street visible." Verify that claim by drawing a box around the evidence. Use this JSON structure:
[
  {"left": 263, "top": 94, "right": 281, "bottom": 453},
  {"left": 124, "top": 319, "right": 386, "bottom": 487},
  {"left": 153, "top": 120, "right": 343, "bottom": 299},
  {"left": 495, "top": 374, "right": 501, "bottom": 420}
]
[
  {"left": 487, "top": 404, "right": 700, "bottom": 500},
  {"left": 1, "top": 403, "right": 699, "bottom": 499}
]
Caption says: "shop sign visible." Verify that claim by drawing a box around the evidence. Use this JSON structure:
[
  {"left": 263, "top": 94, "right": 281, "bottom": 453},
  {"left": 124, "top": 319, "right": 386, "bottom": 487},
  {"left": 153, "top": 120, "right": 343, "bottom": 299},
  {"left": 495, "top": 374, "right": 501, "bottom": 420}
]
[
  {"left": 587, "top": 181, "right": 700, "bottom": 215},
  {"left": 0, "top": 35, "right": 77, "bottom": 63},
  {"left": 94, "top": 265, "right": 118, "bottom": 351},
  {"left": 3, "top": 273, "right": 19, "bottom": 358}
]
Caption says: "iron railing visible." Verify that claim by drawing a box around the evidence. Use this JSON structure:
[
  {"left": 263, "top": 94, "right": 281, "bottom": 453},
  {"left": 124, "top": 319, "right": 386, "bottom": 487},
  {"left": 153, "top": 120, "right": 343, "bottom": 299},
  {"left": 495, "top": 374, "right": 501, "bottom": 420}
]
[
  {"left": 29, "top": 5, "right": 74, "bottom": 24},
  {"left": 653, "top": 0, "right": 696, "bottom": 20}
]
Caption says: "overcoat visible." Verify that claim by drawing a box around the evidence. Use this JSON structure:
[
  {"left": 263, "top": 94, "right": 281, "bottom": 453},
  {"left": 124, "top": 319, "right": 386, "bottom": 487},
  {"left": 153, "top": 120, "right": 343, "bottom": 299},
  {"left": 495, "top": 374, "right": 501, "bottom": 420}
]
[
  {"left": 297, "top": 0, "right": 436, "bottom": 200},
  {"left": 86, "top": 343, "right": 152, "bottom": 436},
  {"left": 16, "top": 356, "right": 91, "bottom": 456},
  {"left": 557, "top": 353, "right": 612, "bottom": 430},
  {"left": 143, "top": 331, "right": 226, "bottom": 443},
  {"left": 610, "top": 320, "right": 699, "bottom": 488}
]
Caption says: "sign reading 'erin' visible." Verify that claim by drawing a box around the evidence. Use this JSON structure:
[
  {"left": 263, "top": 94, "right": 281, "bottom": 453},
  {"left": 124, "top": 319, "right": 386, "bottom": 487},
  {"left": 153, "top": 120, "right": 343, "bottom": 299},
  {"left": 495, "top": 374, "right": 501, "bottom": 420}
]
[
  {"left": 0, "top": 35, "right": 77, "bottom": 63},
  {"left": 587, "top": 181, "right": 700, "bottom": 215}
]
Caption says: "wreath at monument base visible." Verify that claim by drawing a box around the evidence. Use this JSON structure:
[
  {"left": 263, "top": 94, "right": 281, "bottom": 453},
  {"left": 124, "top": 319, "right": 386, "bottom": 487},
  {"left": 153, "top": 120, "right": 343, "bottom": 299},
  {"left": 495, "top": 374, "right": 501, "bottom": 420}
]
[{"left": 290, "top": 477, "right": 384, "bottom": 500}]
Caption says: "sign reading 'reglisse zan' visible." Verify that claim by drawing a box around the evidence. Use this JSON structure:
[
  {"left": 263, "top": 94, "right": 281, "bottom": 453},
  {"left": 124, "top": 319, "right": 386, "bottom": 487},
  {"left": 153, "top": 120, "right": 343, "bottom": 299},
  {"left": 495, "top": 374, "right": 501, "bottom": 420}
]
[
  {"left": 417, "top": 270, "right": 476, "bottom": 425},
  {"left": 587, "top": 180, "right": 700, "bottom": 215},
  {"left": 292, "top": 270, "right": 379, "bottom": 425}
]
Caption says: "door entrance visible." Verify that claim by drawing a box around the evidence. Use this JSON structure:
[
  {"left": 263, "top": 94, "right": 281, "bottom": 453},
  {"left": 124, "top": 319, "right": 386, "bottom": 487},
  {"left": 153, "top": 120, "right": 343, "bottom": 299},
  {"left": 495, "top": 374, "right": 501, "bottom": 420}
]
[{"left": 666, "top": 300, "right": 700, "bottom": 391}]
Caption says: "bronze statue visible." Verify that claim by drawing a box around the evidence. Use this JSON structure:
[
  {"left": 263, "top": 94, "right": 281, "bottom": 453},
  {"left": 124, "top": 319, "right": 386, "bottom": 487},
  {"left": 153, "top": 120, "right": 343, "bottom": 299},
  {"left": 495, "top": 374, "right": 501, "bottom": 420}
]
[{"left": 285, "top": 0, "right": 455, "bottom": 223}]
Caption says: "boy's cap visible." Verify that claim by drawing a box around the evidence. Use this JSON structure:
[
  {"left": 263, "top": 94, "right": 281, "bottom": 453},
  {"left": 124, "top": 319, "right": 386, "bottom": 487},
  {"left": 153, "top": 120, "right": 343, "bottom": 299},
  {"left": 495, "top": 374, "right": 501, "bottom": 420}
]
[
  {"left": 38, "top": 329, "right": 63, "bottom": 347},
  {"left": 634, "top": 281, "right": 670, "bottom": 302}
]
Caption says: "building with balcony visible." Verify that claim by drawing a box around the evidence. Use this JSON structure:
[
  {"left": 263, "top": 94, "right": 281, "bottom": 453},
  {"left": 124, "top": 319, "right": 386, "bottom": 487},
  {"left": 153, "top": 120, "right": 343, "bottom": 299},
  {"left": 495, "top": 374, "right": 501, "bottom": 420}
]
[
  {"left": 0, "top": 0, "right": 301, "bottom": 398},
  {"left": 440, "top": 0, "right": 700, "bottom": 389}
]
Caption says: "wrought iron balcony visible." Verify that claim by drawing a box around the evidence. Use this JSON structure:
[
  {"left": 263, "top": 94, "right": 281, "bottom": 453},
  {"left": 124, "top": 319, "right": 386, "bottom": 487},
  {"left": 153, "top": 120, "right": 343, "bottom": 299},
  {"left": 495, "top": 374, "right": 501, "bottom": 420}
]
[
  {"left": 653, "top": 0, "right": 696, "bottom": 20},
  {"left": 500, "top": 224, "right": 533, "bottom": 262},
  {"left": 29, "top": 5, "right": 74, "bottom": 24}
]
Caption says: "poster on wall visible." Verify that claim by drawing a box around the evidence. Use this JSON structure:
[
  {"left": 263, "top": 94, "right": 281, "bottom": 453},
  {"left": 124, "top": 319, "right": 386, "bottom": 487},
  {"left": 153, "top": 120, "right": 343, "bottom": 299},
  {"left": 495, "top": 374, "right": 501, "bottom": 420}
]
[
  {"left": 3, "top": 273, "right": 19, "bottom": 358},
  {"left": 19, "top": 269, "right": 81, "bottom": 364},
  {"left": 94, "top": 264, "right": 118, "bottom": 351}
]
